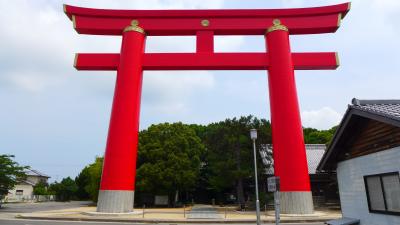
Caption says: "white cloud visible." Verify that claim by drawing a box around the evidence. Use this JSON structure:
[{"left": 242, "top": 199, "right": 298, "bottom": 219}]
[
  {"left": 301, "top": 107, "right": 342, "bottom": 130},
  {"left": 214, "top": 36, "right": 245, "bottom": 52},
  {"left": 0, "top": 0, "right": 222, "bottom": 97},
  {"left": 146, "top": 36, "right": 196, "bottom": 53},
  {"left": 8, "top": 71, "right": 64, "bottom": 93},
  {"left": 65, "top": 0, "right": 224, "bottom": 10},
  {"left": 142, "top": 71, "right": 215, "bottom": 114}
]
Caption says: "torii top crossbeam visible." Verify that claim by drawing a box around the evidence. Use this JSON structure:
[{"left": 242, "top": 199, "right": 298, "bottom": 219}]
[
  {"left": 64, "top": 3, "right": 350, "bottom": 36},
  {"left": 65, "top": 3, "right": 349, "bottom": 71}
]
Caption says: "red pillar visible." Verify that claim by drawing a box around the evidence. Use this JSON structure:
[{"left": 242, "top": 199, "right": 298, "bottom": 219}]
[
  {"left": 97, "top": 20, "right": 145, "bottom": 213},
  {"left": 265, "top": 19, "right": 313, "bottom": 213}
]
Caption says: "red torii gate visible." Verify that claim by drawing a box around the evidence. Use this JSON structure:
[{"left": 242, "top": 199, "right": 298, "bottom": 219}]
[{"left": 65, "top": 3, "right": 350, "bottom": 214}]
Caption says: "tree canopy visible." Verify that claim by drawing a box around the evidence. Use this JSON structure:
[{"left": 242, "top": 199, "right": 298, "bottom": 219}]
[
  {"left": 0, "top": 155, "right": 27, "bottom": 196},
  {"left": 48, "top": 177, "right": 78, "bottom": 201},
  {"left": 303, "top": 126, "right": 337, "bottom": 145},
  {"left": 33, "top": 180, "right": 49, "bottom": 195},
  {"left": 75, "top": 165, "right": 91, "bottom": 200},
  {"left": 136, "top": 122, "right": 205, "bottom": 205},
  {"left": 55, "top": 115, "right": 337, "bottom": 205},
  {"left": 84, "top": 157, "right": 103, "bottom": 202},
  {"left": 204, "top": 116, "right": 272, "bottom": 205}
]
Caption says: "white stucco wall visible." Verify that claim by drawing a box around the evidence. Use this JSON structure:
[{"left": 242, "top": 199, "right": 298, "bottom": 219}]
[
  {"left": 337, "top": 146, "right": 400, "bottom": 225},
  {"left": 6, "top": 184, "right": 33, "bottom": 201}
]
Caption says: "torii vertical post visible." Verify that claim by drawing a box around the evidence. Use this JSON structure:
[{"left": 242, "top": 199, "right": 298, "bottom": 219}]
[
  {"left": 266, "top": 20, "right": 313, "bottom": 213},
  {"left": 65, "top": 2, "right": 350, "bottom": 214},
  {"left": 97, "top": 21, "right": 145, "bottom": 213}
]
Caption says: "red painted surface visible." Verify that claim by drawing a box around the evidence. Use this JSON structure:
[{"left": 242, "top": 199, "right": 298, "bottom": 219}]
[
  {"left": 266, "top": 29, "right": 310, "bottom": 191},
  {"left": 65, "top": 3, "right": 349, "bottom": 19},
  {"left": 75, "top": 52, "right": 338, "bottom": 71},
  {"left": 99, "top": 30, "right": 145, "bottom": 191},
  {"left": 196, "top": 31, "right": 214, "bottom": 53},
  {"left": 64, "top": 3, "right": 349, "bottom": 36},
  {"left": 71, "top": 14, "right": 342, "bottom": 36}
]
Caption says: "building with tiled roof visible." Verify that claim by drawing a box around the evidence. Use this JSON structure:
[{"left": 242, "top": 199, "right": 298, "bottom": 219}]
[
  {"left": 318, "top": 99, "right": 400, "bottom": 225},
  {"left": 5, "top": 169, "right": 50, "bottom": 202},
  {"left": 260, "top": 144, "right": 339, "bottom": 205},
  {"left": 261, "top": 144, "right": 326, "bottom": 175}
]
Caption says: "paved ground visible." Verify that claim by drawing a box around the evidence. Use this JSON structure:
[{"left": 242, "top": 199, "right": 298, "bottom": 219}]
[
  {"left": 0, "top": 219, "right": 325, "bottom": 225},
  {"left": 0, "top": 201, "right": 91, "bottom": 213},
  {"left": 187, "top": 205, "right": 222, "bottom": 219},
  {"left": 0, "top": 202, "right": 340, "bottom": 224}
]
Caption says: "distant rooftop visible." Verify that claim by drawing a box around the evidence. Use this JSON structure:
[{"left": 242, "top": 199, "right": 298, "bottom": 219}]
[
  {"left": 261, "top": 144, "right": 326, "bottom": 175},
  {"left": 25, "top": 169, "right": 50, "bottom": 178}
]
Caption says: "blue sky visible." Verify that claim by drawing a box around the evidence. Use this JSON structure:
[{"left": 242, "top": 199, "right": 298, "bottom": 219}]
[{"left": 1, "top": 0, "right": 400, "bottom": 181}]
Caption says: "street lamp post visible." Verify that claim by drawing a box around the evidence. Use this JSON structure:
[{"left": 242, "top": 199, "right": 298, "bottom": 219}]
[{"left": 250, "top": 129, "right": 261, "bottom": 225}]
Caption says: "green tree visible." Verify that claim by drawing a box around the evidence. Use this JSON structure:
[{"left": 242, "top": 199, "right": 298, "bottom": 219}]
[
  {"left": 136, "top": 122, "right": 205, "bottom": 206},
  {"left": 33, "top": 180, "right": 48, "bottom": 195},
  {"left": 303, "top": 125, "right": 338, "bottom": 145},
  {"left": 205, "top": 116, "right": 271, "bottom": 206},
  {"left": 0, "top": 155, "right": 28, "bottom": 197},
  {"left": 49, "top": 177, "right": 77, "bottom": 201},
  {"left": 75, "top": 166, "right": 90, "bottom": 200},
  {"left": 84, "top": 157, "right": 103, "bottom": 202}
]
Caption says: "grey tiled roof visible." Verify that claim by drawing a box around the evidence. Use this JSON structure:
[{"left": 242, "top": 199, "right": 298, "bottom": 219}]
[
  {"left": 25, "top": 169, "right": 50, "bottom": 178},
  {"left": 305, "top": 144, "right": 326, "bottom": 174},
  {"left": 20, "top": 180, "right": 36, "bottom": 186},
  {"left": 261, "top": 144, "right": 326, "bottom": 175},
  {"left": 351, "top": 99, "right": 400, "bottom": 121},
  {"left": 318, "top": 98, "right": 400, "bottom": 171}
]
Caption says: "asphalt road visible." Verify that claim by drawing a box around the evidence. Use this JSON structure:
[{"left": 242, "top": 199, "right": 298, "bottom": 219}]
[
  {"left": 0, "top": 201, "right": 91, "bottom": 213},
  {"left": 0, "top": 220, "right": 325, "bottom": 225}
]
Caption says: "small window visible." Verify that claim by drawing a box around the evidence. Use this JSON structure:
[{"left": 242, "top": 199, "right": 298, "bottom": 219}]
[
  {"left": 16, "top": 190, "right": 23, "bottom": 195},
  {"left": 364, "top": 172, "right": 400, "bottom": 215}
]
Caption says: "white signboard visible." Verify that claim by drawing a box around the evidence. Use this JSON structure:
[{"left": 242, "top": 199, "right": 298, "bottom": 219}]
[{"left": 267, "top": 176, "right": 280, "bottom": 192}]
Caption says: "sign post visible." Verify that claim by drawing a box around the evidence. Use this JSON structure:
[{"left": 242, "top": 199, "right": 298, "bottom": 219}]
[{"left": 268, "top": 176, "right": 280, "bottom": 225}]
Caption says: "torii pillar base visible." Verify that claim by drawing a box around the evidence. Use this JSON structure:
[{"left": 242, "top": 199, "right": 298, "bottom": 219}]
[
  {"left": 281, "top": 192, "right": 314, "bottom": 214},
  {"left": 97, "top": 191, "right": 135, "bottom": 213}
]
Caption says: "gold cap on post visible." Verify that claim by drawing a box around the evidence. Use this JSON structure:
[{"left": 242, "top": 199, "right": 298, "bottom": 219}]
[
  {"left": 266, "top": 19, "right": 288, "bottom": 34},
  {"left": 123, "top": 20, "right": 145, "bottom": 34},
  {"left": 335, "top": 52, "right": 340, "bottom": 67},
  {"left": 72, "top": 15, "right": 77, "bottom": 29},
  {"left": 73, "top": 53, "right": 79, "bottom": 69}
]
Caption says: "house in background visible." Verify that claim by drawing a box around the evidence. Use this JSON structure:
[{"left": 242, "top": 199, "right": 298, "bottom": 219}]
[
  {"left": 318, "top": 99, "right": 400, "bottom": 225},
  {"left": 5, "top": 169, "right": 50, "bottom": 202},
  {"left": 261, "top": 144, "right": 339, "bottom": 207}
]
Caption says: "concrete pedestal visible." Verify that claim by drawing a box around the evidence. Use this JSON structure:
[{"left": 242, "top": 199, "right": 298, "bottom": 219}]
[
  {"left": 280, "top": 191, "right": 314, "bottom": 214},
  {"left": 97, "top": 190, "right": 134, "bottom": 213}
]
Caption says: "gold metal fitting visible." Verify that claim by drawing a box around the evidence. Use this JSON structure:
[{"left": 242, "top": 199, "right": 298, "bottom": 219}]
[
  {"left": 123, "top": 20, "right": 145, "bottom": 34},
  {"left": 72, "top": 15, "right": 77, "bottom": 29},
  {"left": 335, "top": 52, "right": 340, "bottom": 67},
  {"left": 73, "top": 53, "right": 79, "bottom": 69},
  {"left": 201, "top": 19, "right": 210, "bottom": 27},
  {"left": 266, "top": 19, "right": 288, "bottom": 34},
  {"left": 337, "top": 13, "right": 342, "bottom": 27}
]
